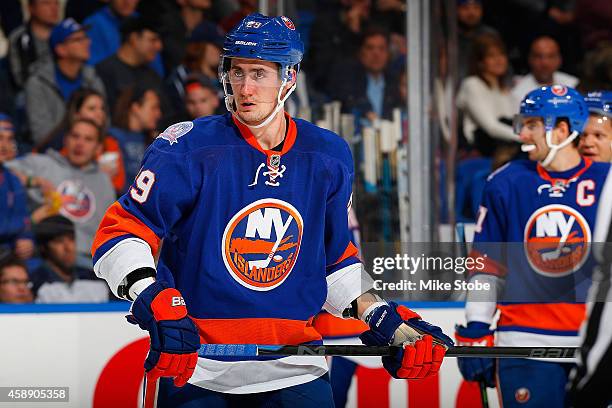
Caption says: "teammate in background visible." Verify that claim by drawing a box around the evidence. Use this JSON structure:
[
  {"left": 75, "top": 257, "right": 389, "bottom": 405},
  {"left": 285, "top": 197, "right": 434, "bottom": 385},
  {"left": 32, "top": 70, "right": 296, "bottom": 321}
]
[
  {"left": 92, "top": 14, "right": 452, "bottom": 407},
  {"left": 567, "top": 161, "right": 612, "bottom": 407},
  {"left": 578, "top": 91, "right": 612, "bottom": 162},
  {"left": 455, "top": 85, "right": 611, "bottom": 407}
]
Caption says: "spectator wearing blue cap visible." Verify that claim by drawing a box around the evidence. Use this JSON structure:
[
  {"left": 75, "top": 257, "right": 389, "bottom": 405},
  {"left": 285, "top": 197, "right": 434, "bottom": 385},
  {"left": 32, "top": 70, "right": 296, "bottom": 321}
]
[
  {"left": 24, "top": 18, "right": 106, "bottom": 145},
  {"left": 0, "top": 113, "right": 35, "bottom": 261},
  {"left": 579, "top": 91, "right": 612, "bottom": 162},
  {"left": 8, "top": 0, "right": 60, "bottom": 89}
]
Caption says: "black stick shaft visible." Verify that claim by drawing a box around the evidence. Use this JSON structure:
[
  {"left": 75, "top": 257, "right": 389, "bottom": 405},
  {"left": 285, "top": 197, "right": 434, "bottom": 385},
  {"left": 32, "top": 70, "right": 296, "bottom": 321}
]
[{"left": 255, "top": 345, "right": 577, "bottom": 358}]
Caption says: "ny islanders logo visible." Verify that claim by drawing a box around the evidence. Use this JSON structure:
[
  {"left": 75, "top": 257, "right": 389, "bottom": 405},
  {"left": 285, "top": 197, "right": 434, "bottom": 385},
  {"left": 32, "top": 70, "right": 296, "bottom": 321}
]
[
  {"left": 222, "top": 199, "right": 303, "bottom": 291},
  {"left": 523, "top": 204, "right": 591, "bottom": 277},
  {"left": 57, "top": 180, "right": 96, "bottom": 221}
]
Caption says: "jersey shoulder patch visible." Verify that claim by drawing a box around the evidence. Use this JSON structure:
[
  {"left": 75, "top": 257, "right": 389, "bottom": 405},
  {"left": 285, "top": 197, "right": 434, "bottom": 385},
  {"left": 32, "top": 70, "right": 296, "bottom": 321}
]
[{"left": 158, "top": 121, "right": 194, "bottom": 145}]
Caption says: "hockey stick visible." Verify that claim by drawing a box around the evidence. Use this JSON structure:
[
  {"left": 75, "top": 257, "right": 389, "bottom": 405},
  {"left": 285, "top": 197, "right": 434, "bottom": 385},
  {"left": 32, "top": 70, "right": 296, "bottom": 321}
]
[{"left": 198, "top": 344, "right": 577, "bottom": 359}]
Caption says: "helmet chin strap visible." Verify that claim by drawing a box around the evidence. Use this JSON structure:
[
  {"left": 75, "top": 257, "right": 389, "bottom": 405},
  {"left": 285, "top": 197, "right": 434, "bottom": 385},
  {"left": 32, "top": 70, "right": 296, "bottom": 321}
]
[
  {"left": 225, "top": 78, "right": 297, "bottom": 130},
  {"left": 540, "top": 129, "right": 579, "bottom": 167}
]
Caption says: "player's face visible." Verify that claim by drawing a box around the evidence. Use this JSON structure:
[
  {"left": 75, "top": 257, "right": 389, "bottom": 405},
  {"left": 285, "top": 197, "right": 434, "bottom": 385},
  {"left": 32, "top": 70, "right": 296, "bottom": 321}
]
[
  {"left": 46, "top": 234, "right": 77, "bottom": 270},
  {"left": 0, "top": 266, "right": 33, "bottom": 304},
  {"left": 230, "top": 58, "right": 291, "bottom": 125},
  {"left": 185, "top": 87, "right": 219, "bottom": 119},
  {"left": 64, "top": 121, "right": 102, "bottom": 168},
  {"left": 0, "top": 122, "right": 16, "bottom": 163},
  {"left": 78, "top": 95, "right": 106, "bottom": 127},
  {"left": 579, "top": 115, "right": 612, "bottom": 162},
  {"left": 518, "top": 117, "right": 549, "bottom": 161}
]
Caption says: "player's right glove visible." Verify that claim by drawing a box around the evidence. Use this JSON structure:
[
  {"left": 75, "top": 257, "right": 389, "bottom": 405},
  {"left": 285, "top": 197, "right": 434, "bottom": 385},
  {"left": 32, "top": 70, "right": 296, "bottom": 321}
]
[
  {"left": 359, "top": 302, "right": 453, "bottom": 379},
  {"left": 127, "top": 280, "right": 200, "bottom": 387},
  {"left": 455, "top": 322, "right": 495, "bottom": 387}
]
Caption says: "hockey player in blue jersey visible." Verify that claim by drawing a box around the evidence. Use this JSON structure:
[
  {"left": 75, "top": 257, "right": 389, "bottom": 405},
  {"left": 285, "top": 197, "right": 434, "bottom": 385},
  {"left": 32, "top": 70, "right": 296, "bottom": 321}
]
[
  {"left": 578, "top": 90, "right": 612, "bottom": 162},
  {"left": 455, "top": 85, "right": 611, "bottom": 407},
  {"left": 91, "top": 13, "right": 452, "bottom": 407}
]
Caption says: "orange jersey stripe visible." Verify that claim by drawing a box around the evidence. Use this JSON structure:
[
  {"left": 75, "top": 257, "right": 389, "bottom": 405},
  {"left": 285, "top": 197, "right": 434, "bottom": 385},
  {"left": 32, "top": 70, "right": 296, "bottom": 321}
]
[
  {"left": 468, "top": 249, "right": 507, "bottom": 278},
  {"left": 91, "top": 201, "right": 161, "bottom": 257},
  {"left": 192, "top": 317, "right": 322, "bottom": 345},
  {"left": 312, "top": 312, "right": 368, "bottom": 338},
  {"left": 332, "top": 242, "right": 360, "bottom": 266},
  {"left": 497, "top": 303, "right": 586, "bottom": 332}
]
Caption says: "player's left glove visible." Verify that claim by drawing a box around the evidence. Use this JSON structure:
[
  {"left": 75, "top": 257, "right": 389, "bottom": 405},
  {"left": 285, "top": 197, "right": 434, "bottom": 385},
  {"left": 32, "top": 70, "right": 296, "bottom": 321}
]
[
  {"left": 127, "top": 281, "right": 200, "bottom": 387},
  {"left": 359, "top": 302, "right": 453, "bottom": 379},
  {"left": 454, "top": 322, "right": 495, "bottom": 387}
]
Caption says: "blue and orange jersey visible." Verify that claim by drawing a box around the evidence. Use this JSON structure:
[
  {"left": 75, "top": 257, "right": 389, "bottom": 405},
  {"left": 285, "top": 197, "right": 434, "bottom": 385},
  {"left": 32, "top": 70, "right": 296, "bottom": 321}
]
[
  {"left": 91, "top": 113, "right": 368, "bottom": 392},
  {"left": 467, "top": 158, "right": 611, "bottom": 347}
]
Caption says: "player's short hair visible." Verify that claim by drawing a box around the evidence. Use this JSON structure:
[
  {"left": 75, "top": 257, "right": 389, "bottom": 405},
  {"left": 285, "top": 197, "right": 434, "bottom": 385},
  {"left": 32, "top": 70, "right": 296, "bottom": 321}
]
[{"left": 120, "top": 17, "right": 160, "bottom": 44}]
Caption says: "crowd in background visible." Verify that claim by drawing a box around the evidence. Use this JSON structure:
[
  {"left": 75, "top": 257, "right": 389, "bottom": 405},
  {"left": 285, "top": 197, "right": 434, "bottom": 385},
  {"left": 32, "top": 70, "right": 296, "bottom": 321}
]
[{"left": 0, "top": 0, "right": 611, "bottom": 303}]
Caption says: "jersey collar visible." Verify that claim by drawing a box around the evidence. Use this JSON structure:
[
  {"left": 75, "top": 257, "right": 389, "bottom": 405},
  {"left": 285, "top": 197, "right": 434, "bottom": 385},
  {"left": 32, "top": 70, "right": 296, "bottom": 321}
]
[
  {"left": 536, "top": 157, "right": 592, "bottom": 185},
  {"left": 231, "top": 111, "right": 297, "bottom": 157}
]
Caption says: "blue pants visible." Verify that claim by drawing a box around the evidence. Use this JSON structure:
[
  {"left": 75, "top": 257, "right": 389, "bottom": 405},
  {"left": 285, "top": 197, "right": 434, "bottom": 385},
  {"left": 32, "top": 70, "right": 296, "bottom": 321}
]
[
  {"left": 497, "top": 358, "right": 574, "bottom": 407},
  {"left": 154, "top": 374, "right": 335, "bottom": 408}
]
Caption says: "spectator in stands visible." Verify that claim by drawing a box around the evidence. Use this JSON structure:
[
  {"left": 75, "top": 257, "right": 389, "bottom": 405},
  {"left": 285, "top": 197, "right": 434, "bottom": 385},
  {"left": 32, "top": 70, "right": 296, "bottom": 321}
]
[
  {"left": 0, "top": 114, "right": 34, "bottom": 260},
  {"left": 34, "top": 88, "right": 126, "bottom": 194},
  {"left": 109, "top": 85, "right": 161, "bottom": 190},
  {"left": 579, "top": 91, "right": 612, "bottom": 162},
  {"left": 84, "top": 0, "right": 140, "bottom": 66},
  {"left": 511, "top": 36, "right": 578, "bottom": 107},
  {"left": 8, "top": 0, "right": 60, "bottom": 89},
  {"left": 305, "top": 0, "right": 372, "bottom": 94},
  {"left": 138, "top": 0, "right": 214, "bottom": 73},
  {"left": 183, "top": 75, "right": 220, "bottom": 120},
  {"left": 457, "top": 0, "right": 498, "bottom": 82},
  {"left": 456, "top": 32, "right": 518, "bottom": 156},
  {"left": 95, "top": 17, "right": 164, "bottom": 116},
  {"left": 328, "top": 25, "right": 402, "bottom": 121},
  {"left": 25, "top": 18, "right": 105, "bottom": 145},
  {"left": 31, "top": 215, "right": 108, "bottom": 303},
  {"left": 165, "top": 24, "right": 224, "bottom": 116},
  {"left": 0, "top": 256, "right": 33, "bottom": 303},
  {"left": 5, "top": 118, "right": 115, "bottom": 269}
]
